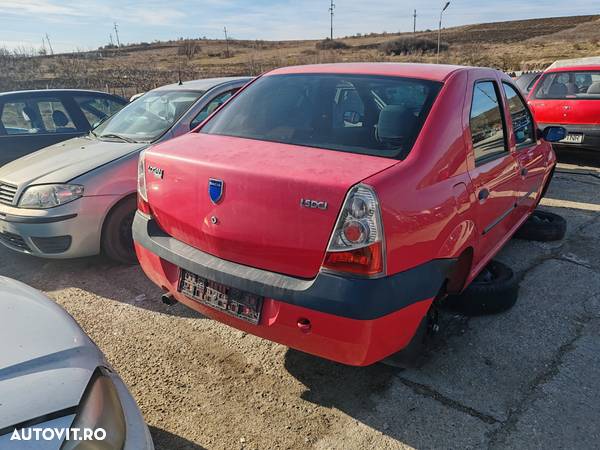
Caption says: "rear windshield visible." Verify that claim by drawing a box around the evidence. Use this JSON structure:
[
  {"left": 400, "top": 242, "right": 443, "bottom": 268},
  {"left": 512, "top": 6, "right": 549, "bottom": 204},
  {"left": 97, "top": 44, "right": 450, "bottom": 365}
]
[
  {"left": 200, "top": 74, "right": 442, "bottom": 158},
  {"left": 533, "top": 70, "right": 600, "bottom": 100}
]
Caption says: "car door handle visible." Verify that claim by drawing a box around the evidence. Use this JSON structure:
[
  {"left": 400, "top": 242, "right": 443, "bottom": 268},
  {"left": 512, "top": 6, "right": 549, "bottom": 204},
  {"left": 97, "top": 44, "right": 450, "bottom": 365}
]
[
  {"left": 521, "top": 167, "right": 528, "bottom": 177},
  {"left": 478, "top": 188, "right": 490, "bottom": 201}
]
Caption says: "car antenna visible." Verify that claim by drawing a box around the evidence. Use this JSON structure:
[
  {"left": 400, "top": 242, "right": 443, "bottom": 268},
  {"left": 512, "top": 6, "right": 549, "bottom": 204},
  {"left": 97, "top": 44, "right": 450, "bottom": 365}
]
[{"left": 177, "top": 59, "right": 183, "bottom": 85}]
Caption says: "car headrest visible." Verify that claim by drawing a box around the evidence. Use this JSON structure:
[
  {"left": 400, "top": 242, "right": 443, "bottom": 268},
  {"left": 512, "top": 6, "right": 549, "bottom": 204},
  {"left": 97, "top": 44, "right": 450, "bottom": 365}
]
[
  {"left": 52, "top": 110, "right": 69, "bottom": 127},
  {"left": 377, "top": 105, "right": 416, "bottom": 143},
  {"left": 587, "top": 82, "right": 600, "bottom": 94}
]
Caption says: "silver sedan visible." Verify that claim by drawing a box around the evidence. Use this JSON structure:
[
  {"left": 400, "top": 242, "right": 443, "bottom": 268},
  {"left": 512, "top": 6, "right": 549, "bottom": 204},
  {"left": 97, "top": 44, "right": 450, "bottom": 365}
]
[
  {"left": 0, "top": 77, "right": 251, "bottom": 263},
  {"left": 0, "top": 276, "right": 153, "bottom": 449}
]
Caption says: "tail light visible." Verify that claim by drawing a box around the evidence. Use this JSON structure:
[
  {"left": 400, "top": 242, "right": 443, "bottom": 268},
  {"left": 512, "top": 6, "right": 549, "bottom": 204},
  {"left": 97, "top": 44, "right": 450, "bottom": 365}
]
[
  {"left": 137, "top": 152, "right": 151, "bottom": 215},
  {"left": 322, "top": 184, "right": 385, "bottom": 277}
]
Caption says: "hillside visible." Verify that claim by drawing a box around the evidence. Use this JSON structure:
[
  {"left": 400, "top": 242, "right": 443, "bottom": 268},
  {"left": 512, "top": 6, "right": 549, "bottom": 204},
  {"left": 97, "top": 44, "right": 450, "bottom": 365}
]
[{"left": 1, "top": 14, "right": 599, "bottom": 96}]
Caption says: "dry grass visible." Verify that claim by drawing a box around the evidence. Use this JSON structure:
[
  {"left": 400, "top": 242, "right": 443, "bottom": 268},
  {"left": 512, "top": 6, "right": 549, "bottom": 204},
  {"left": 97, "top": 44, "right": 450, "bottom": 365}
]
[{"left": 1, "top": 15, "right": 600, "bottom": 96}]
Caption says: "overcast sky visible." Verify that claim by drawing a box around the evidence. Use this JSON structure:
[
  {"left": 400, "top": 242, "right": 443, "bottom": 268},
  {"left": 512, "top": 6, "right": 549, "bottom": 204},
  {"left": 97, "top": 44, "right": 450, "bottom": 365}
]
[{"left": 0, "top": 0, "right": 597, "bottom": 53}]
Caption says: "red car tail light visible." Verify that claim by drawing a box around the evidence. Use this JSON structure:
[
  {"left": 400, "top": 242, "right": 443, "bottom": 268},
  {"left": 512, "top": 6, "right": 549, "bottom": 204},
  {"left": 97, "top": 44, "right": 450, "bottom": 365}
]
[
  {"left": 137, "top": 152, "right": 151, "bottom": 216},
  {"left": 322, "top": 184, "right": 385, "bottom": 277}
]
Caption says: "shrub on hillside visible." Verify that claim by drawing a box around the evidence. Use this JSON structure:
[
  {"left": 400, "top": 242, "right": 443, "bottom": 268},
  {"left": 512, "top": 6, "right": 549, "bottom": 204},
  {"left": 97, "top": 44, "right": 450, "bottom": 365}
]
[
  {"left": 178, "top": 41, "right": 200, "bottom": 60},
  {"left": 316, "top": 39, "right": 349, "bottom": 50},
  {"left": 380, "top": 37, "right": 447, "bottom": 55}
]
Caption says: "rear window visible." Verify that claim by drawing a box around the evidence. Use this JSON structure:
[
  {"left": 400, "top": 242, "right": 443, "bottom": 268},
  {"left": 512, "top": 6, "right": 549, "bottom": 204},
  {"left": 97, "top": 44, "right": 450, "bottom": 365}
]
[
  {"left": 533, "top": 70, "right": 600, "bottom": 100},
  {"left": 201, "top": 74, "right": 442, "bottom": 158}
]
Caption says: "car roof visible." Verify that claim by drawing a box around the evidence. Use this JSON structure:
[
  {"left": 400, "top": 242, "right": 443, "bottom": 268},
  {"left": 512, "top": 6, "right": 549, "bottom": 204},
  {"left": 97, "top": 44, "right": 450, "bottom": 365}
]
[
  {"left": 547, "top": 56, "right": 600, "bottom": 71},
  {"left": 545, "top": 65, "right": 600, "bottom": 73},
  {"left": 152, "top": 76, "right": 253, "bottom": 93},
  {"left": 265, "top": 63, "right": 477, "bottom": 82},
  {"left": 0, "top": 88, "right": 122, "bottom": 97}
]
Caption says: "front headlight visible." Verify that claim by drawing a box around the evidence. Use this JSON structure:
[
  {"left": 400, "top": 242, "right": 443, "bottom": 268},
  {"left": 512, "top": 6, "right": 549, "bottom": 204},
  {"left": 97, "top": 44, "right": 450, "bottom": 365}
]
[
  {"left": 18, "top": 184, "right": 84, "bottom": 209},
  {"left": 61, "top": 369, "right": 126, "bottom": 450}
]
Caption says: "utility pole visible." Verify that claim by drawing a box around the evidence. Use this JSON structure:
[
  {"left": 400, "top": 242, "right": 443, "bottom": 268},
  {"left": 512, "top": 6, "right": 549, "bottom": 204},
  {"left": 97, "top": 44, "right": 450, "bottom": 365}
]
[
  {"left": 437, "top": 1, "right": 450, "bottom": 63},
  {"left": 109, "top": 33, "right": 114, "bottom": 47},
  {"left": 45, "top": 33, "right": 54, "bottom": 55},
  {"left": 113, "top": 22, "right": 121, "bottom": 47},
  {"left": 329, "top": 0, "right": 335, "bottom": 40},
  {"left": 224, "top": 26, "right": 230, "bottom": 57},
  {"left": 413, "top": 9, "right": 417, "bottom": 33}
]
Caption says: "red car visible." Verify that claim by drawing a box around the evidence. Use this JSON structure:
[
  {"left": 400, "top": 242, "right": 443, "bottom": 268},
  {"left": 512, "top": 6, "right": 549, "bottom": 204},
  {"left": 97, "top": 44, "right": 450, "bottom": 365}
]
[
  {"left": 527, "top": 64, "right": 600, "bottom": 151},
  {"left": 133, "top": 63, "right": 565, "bottom": 366}
]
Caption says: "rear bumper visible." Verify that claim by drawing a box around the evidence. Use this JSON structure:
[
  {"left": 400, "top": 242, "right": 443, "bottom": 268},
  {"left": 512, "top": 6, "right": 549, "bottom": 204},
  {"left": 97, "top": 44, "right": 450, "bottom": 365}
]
[
  {"left": 539, "top": 122, "right": 600, "bottom": 151},
  {"left": 133, "top": 212, "right": 454, "bottom": 366}
]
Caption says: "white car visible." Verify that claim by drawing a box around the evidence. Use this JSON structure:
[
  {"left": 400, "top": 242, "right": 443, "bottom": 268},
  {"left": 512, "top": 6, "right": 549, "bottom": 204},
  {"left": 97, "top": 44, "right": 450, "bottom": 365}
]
[{"left": 0, "top": 276, "right": 153, "bottom": 449}]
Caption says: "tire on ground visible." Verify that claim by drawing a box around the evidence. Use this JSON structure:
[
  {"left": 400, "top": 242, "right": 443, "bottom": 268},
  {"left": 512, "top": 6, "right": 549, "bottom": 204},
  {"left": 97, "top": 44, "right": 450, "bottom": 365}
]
[
  {"left": 514, "top": 209, "right": 566, "bottom": 242},
  {"left": 101, "top": 196, "right": 138, "bottom": 265},
  {"left": 444, "top": 260, "right": 519, "bottom": 316}
]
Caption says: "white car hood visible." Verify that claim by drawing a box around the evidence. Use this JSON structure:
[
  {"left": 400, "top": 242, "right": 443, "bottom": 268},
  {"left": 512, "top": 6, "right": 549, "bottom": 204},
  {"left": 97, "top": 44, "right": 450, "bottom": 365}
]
[
  {"left": 0, "top": 136, "right": 145, "bottom": 187},
  {"left": 0, "top": 277, "right": 103, "bottom": 431}
]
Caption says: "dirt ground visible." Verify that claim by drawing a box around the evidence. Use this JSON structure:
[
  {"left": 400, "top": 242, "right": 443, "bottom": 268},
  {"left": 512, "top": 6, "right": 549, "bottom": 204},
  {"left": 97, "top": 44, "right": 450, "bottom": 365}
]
[{"left": 1, "top": 149, "right": 599, "bottom": 449}]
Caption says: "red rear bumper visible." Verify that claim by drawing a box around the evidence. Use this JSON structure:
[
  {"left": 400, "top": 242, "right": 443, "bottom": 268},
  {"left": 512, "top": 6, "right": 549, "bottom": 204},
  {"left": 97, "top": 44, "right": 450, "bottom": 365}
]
[{"left": 135, "top": 244, "right": 433, "bottom": 366}]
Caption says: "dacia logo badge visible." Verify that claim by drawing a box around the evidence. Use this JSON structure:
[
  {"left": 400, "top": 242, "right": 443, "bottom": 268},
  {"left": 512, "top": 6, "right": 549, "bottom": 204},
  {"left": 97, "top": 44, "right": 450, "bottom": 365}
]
[{"left": 208, "top": 178, "right": 224, "bottom": 204}]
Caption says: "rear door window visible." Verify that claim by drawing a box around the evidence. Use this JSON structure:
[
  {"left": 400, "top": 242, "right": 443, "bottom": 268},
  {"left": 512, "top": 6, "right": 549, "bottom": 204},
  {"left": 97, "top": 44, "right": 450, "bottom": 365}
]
[
  {"left": 502, "top": 83, "right": 534, "bottom": 148},
  {"left": 201, "top": 74, "right": 442, "bottom": 159},
  {"left": 37, "top": 99, "right": 77, "bottom": 133},
  {"left": 533, "top": 71, "right": 600, "bottom": 99},
  {"left": 1, "top": 101, "right": 37, "bottom": 134},
  {"left": 469, "top": 81, "right": 508, "bottom": 164}
]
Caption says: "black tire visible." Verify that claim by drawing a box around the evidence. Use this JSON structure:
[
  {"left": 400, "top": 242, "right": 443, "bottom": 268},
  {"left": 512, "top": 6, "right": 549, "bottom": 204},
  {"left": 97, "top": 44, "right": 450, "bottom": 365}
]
[
  {"left": 101, "top": 197, "right": 138, "bottom": 265},
  {"left": 514, "top": 210, "right": 566, "bottom": 242},
  {"left": 444, "top": 260, "right": 519, "bottom": 316}
]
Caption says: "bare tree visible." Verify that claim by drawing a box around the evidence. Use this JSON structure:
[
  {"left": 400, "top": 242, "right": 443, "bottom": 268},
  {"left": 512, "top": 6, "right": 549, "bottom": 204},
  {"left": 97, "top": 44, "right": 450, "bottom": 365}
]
[{"left": 178, "top": 40, "right": 199, "bottom": 60}]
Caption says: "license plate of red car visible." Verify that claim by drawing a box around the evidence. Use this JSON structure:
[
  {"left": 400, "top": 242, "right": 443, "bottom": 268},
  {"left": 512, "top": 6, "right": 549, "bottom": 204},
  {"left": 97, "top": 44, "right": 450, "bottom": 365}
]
[
  {"left": 177, "top": 269, "right": 263, "bottom": 324},
  {"left": 560, "top": 133, "right": 584, "bottom": 144}
]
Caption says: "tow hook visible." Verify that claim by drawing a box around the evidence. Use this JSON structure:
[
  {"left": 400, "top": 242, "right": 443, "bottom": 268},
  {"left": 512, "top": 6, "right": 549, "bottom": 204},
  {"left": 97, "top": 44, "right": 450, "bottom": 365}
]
[{"left": 161, "top": 293, "right": 178, "bottom": 306}]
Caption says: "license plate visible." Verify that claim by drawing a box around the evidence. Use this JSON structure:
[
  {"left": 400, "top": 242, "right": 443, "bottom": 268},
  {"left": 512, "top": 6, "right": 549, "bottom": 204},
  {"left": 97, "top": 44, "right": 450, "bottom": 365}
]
[
  {"left": 560, "top": 133, "right": 584, "bottom": 144},
  {"left": 177, "top": 270, "right": 263, "bottom": 324}
]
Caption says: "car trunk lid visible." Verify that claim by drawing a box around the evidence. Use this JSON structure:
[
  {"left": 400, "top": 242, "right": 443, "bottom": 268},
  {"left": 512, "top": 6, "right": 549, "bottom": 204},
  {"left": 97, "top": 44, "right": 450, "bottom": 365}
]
[
  {"left": 529, "top": 98, "right": 600, "bottom": 125},
  {"left": 144, "top": 133, "right": 398, "bottom": 278}
]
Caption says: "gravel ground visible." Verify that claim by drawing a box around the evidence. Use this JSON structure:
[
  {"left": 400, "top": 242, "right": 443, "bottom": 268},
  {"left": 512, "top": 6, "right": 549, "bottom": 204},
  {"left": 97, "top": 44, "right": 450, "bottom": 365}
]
[{"left": 1, "top": 149, "right": 599, "bottom": 450}]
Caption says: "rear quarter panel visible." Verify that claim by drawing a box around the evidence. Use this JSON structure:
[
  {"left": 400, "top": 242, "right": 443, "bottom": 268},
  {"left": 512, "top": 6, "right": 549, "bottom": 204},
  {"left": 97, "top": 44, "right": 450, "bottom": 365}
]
[{"left": 365, "top": 69, "right": 478, "bottom": 276}]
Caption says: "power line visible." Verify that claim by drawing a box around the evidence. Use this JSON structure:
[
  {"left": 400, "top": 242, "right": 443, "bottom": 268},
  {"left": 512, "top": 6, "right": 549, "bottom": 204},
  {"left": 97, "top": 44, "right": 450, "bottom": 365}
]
[
  {"left": 45, "top": 33, "right": 54, "bottom": 55},
  {"left": 329, "top": 0, "right": 335, "bottom": 40},
  {"left": 413, "top": 9, "right": 417, "bottom": 33},
  {"left": 224, "top": 26, "right": 230, "bottom": 57},
  {"left": 113, "top": 22, "right": 121, "bottom": 47}
]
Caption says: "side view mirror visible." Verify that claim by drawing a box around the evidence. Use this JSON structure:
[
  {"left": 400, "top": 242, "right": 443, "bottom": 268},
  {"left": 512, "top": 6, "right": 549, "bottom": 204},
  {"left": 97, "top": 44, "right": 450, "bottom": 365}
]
[{"left": 541, "top": 126, "right": 567, "bottom": 143}]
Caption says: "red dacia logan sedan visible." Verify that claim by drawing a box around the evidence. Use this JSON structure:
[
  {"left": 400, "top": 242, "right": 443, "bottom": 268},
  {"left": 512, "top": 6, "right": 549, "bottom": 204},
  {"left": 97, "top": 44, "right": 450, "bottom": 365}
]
[
  {"left": 528, "top": 64, "right": 600, "bottom": 151},
  {"left": 133, "top": 64, "right": 564, "bottom": 366}
]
